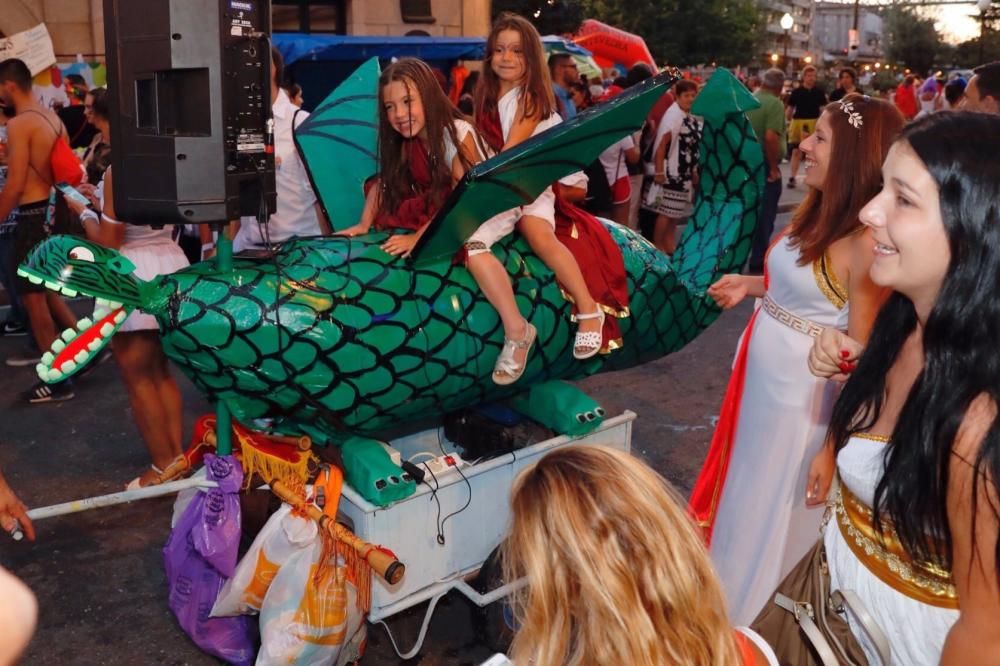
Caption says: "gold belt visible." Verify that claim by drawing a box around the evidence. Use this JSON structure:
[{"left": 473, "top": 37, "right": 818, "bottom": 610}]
[
  {"left": 834, "top": 484, "right": 958, "bottom": 609},
  {"left": 760, "top": 294, "right": 824, "bottom": 338}
]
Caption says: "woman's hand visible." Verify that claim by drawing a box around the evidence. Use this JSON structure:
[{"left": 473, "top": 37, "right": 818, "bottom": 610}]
[
  {"left": 76, "top": 183, "right": 100, "bottom": 207},
  {"left": 808, "top": 327, "right": 864, "bottom": 381},
  {"left": 707, "top": 274, "right": 750, "bottom": 310},
  {"left": 381, "top": 233, "right": 419, "bottom": 258},
  {"left": 654, "top": 172, "right": 666, "bottom": 185},
  {"left": 805, "top": 444, "right": 836, "bottom": 507},
  {"left": 0, "top": 474, "right": 34, "bottom": 541},
  {"left": 334, "top": 223, "right": 369, "bottom": 238}
]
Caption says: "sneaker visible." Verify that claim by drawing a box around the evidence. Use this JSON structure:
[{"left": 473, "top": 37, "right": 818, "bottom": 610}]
[
  {"left": 74, "top": 348, "right": 113, "bottom": 379},
  {"left": 787, "top": 177, "right": 796, "bottom": 189},
  {"left": 0, "top": 320, "right": 27, "bottom": 336},
  {"left": 23, "top": 380, "right": 75, "bottom": 404},
  {"left": 6, "top": 351, "right": 42, "bottom": 367}
]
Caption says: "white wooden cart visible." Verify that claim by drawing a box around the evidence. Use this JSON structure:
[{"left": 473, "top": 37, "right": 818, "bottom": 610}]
[{"left": 339, "top": 410, "right": 637, "bottom": 658}]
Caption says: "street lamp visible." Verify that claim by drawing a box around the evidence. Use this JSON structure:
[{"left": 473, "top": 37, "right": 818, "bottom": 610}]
[
  {"left": 780, "top": 12, "right": 794, "bottom": 75},
  {"left": 979, "top": 0, "right": 992, "bottom": 64}
]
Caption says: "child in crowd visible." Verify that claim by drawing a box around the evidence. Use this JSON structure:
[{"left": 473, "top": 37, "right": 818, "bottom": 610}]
[
  {"left": 337, "top": 58, "right": 536, "bottom": 385},
  {"left": 502, "top": 445, "right": 778, "bottom": 665},
  {"left": 642, "top": 79, "right": 702, "bottom": 255},
  {"left": 473, "top": 13, "right": 609, "bottom": 360}
]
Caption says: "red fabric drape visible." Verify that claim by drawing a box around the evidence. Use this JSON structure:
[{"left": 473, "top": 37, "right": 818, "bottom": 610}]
[
  {"left": 552, "top": 186, "right": 629, "bottom": 351},
  {"left": 688, "top": 238, "right": 780, "bottom": 544},
  {"left": 373, "top": 139, "right": 449, "bottom": 232}
]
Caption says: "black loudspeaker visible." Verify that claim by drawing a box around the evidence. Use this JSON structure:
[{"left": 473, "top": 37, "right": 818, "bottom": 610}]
[{"left": 104, "top": 0, "right": 277, "bottom": 225}]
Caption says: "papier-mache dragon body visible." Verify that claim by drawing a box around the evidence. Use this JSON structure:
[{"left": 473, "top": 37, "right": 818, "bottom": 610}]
[{"left": 18, "top": 66, "right": 763, "bottom": 505}]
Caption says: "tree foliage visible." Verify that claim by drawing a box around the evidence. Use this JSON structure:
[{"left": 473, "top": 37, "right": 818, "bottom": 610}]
[
  {"left": 882, "top": 5, "right": 943, "bottom": 76},
  {"left": 490, "top": 0, "right": 765, "bottom": 67}
]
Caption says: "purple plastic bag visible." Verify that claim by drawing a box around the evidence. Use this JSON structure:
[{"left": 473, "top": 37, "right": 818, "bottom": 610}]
[{"left": 164, "top": 454, "right": 256, "bottom": 665}]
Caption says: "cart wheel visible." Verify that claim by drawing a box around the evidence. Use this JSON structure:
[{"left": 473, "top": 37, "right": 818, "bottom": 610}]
[{"left": 474, "top": 545, "right": 517, "bottom": 653}]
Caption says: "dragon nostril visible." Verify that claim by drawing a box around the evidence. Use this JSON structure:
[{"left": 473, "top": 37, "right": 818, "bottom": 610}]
[{"left": 109, "top": 256, "right": 137, "bottom": 275}]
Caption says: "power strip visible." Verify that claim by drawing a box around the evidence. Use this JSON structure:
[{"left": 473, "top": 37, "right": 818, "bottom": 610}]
[
  {"left": 421, "top": 452, "right": 466, "bottom": 479},
  {"left": 378, "top": 441, "right": 402, "bottom": 467}
]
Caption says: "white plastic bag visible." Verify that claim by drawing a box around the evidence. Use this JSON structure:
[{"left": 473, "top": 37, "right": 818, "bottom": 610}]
[
  {"left": 211, "top": 503, "right": 318, "bottom": 617},
  {"left": 256, "top": 547, "right": 366, "bottom": 666}
]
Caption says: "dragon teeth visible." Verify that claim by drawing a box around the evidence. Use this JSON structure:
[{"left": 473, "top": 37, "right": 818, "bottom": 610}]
[
  {"left": 62, "top": 360, "right": 77, "bottom": 373},
  {"left": 108, "top": 301, "right": 123, "bottom": 310},
  {"left": 99, "top": 323, "right": 114, "bottom": 337},
  {"left": 62, "top": 287, "right": 78, "bottom": 298},
  {"left": 41, "top": 352, "right": 55, "bottom": 365},
  {"left": 87, "top": 340, "right": 102, "bottom": 352},
  {"left": 16, "top": 268, "right": 27, "bottom": 277},
  {"left": 35, "top": 363, "right": 47, "bottom": 377},
  {"left": 48, "top": 368, "right": 64, "bottom": 381},
  {"left": 77, "top": 317, "right": 93, "bottom": 330},
  {"left": 93, "top": 308, "right": 109, "bottom": 319},
  {"left": 74, "top": 351, "right": 88, "bottom": 364},
  {"left": 113, "top": 311, "right": 126, "bottom": 324},
  {"left": 61, "top": 329, "right": 76, "bottom": 342},
  {"left": 28, "top": 275, "right": 42, "bottom": 285},
  {"left": 52, "top": 339, "right": 66, "bottom": 352},
  {"left": 44, "top": 280, "right": 60, "bottom": 291}
]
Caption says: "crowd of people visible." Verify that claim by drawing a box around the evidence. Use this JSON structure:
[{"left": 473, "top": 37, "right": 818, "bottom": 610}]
[{"left": 2, "top": 9, "right": 1000, "bottom": 664}]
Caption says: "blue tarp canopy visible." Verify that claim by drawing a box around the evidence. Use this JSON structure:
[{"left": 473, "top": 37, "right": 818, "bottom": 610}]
[
  {"left": 274, "top": 33, "right": 486, "bottom": 65},
  {"left": 272, "top": 34, "right": 592, "bottom": 111}
]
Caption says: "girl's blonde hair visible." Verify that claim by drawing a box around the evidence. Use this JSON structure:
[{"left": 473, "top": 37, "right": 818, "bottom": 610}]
[
  {"left": 474, "top": 12, "right": 556, "bottom": 123},
  {"left": 502, "top": 445, "right": 741, "bottom": 666}
]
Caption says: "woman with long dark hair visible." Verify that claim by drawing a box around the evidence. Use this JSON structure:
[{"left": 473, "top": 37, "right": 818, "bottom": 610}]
[
  {"left": 805, "top": 111, "right": 1000, "bottom": 663},
  {"left": 688, "top": 95, "right": 903, "bottom": 624}
]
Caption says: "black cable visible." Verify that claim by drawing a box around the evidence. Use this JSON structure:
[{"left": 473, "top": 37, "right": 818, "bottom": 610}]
[{"left": 435, "top": 428, "right": 472, "bottom": 545}]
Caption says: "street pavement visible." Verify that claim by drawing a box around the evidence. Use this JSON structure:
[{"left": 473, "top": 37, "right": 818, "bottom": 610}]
[{"left": 0, "top": 208, "right": 795, "bottom": 664}]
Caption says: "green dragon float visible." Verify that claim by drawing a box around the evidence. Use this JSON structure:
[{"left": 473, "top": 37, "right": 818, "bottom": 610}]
[{"left": 18, "top": 68, "right": 763, "bottom": 506}]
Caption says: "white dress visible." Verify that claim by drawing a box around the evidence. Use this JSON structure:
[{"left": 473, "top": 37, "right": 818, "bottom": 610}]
[
  {"left": 465, "top": 86, "right": 562, "bottom": 252},
  {"left": 825, "top": 435, "right": 959, "bottom": 665},
  {"left": 710, "top": 235, "right": 849, "bottom": 625}
]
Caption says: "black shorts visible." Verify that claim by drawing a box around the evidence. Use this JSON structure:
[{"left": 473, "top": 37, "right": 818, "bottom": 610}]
[{"left": 12, "top": 199, "right": 82, "bottom": 295}]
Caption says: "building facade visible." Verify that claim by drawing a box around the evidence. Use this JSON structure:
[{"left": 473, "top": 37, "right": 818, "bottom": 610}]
[
  {"left": 0, "top": 0, "right": 491, "bottom": 59},
  {"left": 759, "top": 0, "right": 816, "bottom": 73},
  {"left": 812, "top": 2, "right": 884, "bottom": 65}
]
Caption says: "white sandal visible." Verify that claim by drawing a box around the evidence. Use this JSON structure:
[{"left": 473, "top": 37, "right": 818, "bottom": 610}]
[
  {"left": 493, "top": 322, "right": 537, "bottom": 386},
  {"left": 573, "top": 310, "right": 606, "bottom": 360}
]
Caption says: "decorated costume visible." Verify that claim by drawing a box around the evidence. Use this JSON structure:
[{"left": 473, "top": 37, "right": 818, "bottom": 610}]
[
  {"left": 824, "top": 434, "right": 958, "bottom": 663},
  {"left": 19, "top": 70, "right": 764, "bottom": 509},
  {"left": 690, "top": 234, "right": 849, "bottom": 624}
]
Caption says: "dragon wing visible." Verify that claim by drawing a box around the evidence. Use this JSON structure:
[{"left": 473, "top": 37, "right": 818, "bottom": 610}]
[
  {"left": 293, "top": 57, "right": 380, "bottom": 232},
  {"left": 411, "top": 70, "right": 679, "bottom": 265}
]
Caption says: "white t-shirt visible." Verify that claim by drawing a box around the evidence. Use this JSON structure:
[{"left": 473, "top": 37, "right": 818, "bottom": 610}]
[
  {"left": 599, "top": 135, "right": 635, "bottom": 185},
  {"left": 235, "top": 89, "right": 322, "bottom": 250},
  {"left": 443, "top": 118, "right": 479, "bottom": 168},
  {"left": 654, "top": 103, "right": 702, "bottom": 181}
]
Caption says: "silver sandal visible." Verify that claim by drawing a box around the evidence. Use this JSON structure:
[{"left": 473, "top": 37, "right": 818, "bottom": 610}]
[{"left": 493, "top": 322, "right": 537, "bottom": 385}]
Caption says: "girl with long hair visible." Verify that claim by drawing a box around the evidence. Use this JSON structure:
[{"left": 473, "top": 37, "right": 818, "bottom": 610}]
[
  {"left": 337, "top": 58, "right": 535, "bottom": 385},
  {"left": 689, "top": 94, "right": 903, "bottom": 624},
  {"left": 802, "top": 111, "right": 1000, "bottom": 664},
  {"left": 503, "top": 445, "right": 778, "bottom": 666},
  {"left": 473, "top": 13, "right": 622, "bottom": 363}
]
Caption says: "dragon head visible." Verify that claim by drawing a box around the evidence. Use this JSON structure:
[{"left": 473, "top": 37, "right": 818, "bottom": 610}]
[{"left": 16, "top": 236, "right": 146, "bottom": 383}]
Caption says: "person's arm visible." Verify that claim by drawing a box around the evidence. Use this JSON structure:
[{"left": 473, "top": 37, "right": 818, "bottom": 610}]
[
  {"left": 0, "top": 565, "right": 37, "bottom": 664},
  {"left": 706, "top": 274, "right": 765, "bottom": 309},
  {"left": 653, "top": 131, "right": 671, "bottom": 184},
  {"left": 503, "top": 98, "right": 542, "bottom": 150},
  {"left": 336, "top": 180, "right": 380, "bottom": 237},
  {"left": 941, "top": 397, "right": 1000, "bottom": 665},
  {"left": 92, "top": 169, "right": 127, "bottom": 250},
  {"left": 0, "top": 117, "right": 29, "bottom": 222},
  {"left": 763, "top": 129, "right": 781, "bottom": 182},
  {"left": 0, "top": 469, "right": 34, "bottom": 541},
  {"left": 624, "top": 145, "right": 640, "bottom": 165},
  {"left": 314, "top": 203, "right": 332, "bottom": 236}
]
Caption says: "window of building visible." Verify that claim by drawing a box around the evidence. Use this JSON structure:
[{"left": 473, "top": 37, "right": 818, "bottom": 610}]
[
  {"left": 273, "top": 0, "right": 346, "bottom": 33},
  {"left": 401, "top": 0, "right": 435, "bottom": 24}
]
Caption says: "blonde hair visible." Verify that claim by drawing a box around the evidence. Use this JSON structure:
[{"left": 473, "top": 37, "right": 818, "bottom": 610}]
[{"left": 502, "top": 445, "right": 741, "bottom": 666}]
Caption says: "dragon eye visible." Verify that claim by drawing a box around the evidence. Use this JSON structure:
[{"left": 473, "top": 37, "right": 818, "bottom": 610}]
[{"left": 69, "top": 246, "right": 95, "bottom": 262}]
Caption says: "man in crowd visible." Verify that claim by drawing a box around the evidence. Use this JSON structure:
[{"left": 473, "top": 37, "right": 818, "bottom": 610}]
[
  {"left": 547, "top": 53, "right": 579, "bottom": 119},
  {"left": 785, "top": 65, "right": 826, "bottom": 189},
  {"left": 228, "top": 47, "right": 329, "bottom": 253},
  {"left": 964, "top": 61, "right": 1000, "bottom": 114},
  {"left": 0, "top": 59, "right": 79, "bottom": 403},
  {"left": 829, "top": 67, "right": 859, "bottom": 101},
  {"left": 746, "top": 68, "right": 787, "bottom": 274}
]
